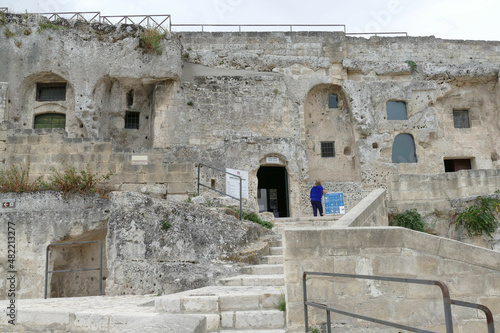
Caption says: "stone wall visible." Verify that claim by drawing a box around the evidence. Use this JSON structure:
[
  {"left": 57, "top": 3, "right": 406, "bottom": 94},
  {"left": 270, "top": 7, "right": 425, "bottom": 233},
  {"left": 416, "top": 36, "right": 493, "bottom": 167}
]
[
  {"left": 388, "top": 169, "right": 500, "bottom": 212},
  {"left": 2, "top": 129, "right": 193, "bottom": 196},
  {"left": 283, "top": 227, "right": 500, "bottom": 332},
  {"left": 2, "top": 15, "right": 500, "bottom": 216}
]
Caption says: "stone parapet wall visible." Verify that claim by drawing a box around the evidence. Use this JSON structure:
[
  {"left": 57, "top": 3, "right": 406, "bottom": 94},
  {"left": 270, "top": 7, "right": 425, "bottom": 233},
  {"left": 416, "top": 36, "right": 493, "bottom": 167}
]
[
  {"left": 335, "top": 188, "right": 388, "bottom": 228},
  {"left": 388, "top": 169, "right": 500, "bottom": 212},
  {"left": 283, "top": 227, "right": 500, "bottom": 332},
  {"left": 3, "top": 129, "right": 193, "bottom": 196}
]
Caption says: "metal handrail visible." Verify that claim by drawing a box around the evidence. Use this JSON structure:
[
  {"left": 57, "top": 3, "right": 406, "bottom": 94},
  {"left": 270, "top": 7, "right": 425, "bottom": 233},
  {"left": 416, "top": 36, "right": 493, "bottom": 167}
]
[
  {"left": 40, "top": 11, "right": 100, "bottom": 23},
  {"left": 171, "top": 23, "right": 346, "bottom": 32},
  {"left": 100, "top": 15, "right": 171, "bottom": 32},
  {"left": 44, "top": 241, "right": 103, "bottom": 299},
  {"left": 303, "top": 272, "right": 495, "bottom": 333},
  {"left": 346, "top": 31, "right": 408, "bottom": 36},
  {"left": 0, "top": 7, "right": 7, "bottom": 13},
  {"left": 197, "top": 163, "right": 242, "bottom": 220}
]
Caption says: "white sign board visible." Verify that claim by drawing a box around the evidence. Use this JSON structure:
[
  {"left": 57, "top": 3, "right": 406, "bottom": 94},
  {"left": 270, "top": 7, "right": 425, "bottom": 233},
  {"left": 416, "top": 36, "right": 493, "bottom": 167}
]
[
  {"left": 226, "top": 168, "right": 249, "bottom": 199},
  {"left": 266, "top": 157, "right": 280, "bottom": 164}
]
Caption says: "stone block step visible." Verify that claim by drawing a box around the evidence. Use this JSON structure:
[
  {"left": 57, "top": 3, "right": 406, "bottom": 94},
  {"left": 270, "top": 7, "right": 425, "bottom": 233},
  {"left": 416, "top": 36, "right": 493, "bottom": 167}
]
[
  {"left": 242, "top": 264, "right": 283, "bottom": 275},
  {"left": 219, "top": 329, "right": 286, "bottom": 333},
  {"left": 221, "top": 310, "right": 286, "bottom": 330},
  {"left": 218, "top": 274, "right": 284, "bottom": 287},
  {"left": 270, "top": 247, "right": 283, "bottom": 255},
  {"left": 155, "top": 286, "right": 284, "bottom": 313},
  {"left": 262, "top": 255, "right": 283, "bottom": 265}
]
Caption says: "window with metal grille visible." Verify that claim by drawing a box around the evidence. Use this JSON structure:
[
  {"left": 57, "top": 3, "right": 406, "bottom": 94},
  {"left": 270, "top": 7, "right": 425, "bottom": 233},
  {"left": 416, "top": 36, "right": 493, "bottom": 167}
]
[
  {"left": 321, "top": 141, "right": 335, "bottom": 157},
  {"left": 125, "top": 111, "right": 140, "bottom": 129},
  {"left": 328, "top": 94, "right": 338, "bottom": 108},
  {"left": 453, "top": 110, "right": 470, "bottom": 128},
  {"left": 36, "top": 83, "right": 66, "bottom": 101},
  {"left": 387, "top": 101, "right": 407, "bottom": 120},
  {"left": 34, "top": 114, "right": 66, "bottom": 129}
]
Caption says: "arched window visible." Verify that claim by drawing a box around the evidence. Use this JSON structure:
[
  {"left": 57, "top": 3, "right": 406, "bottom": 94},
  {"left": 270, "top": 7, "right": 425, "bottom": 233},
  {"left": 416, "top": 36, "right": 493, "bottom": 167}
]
[
  {"left": 34, "top": 114, "right": 66, "bottom": 129},
  {"left": 392, "top": 133, "right": 417, "bottom": 163},
  {"left": 387, "top": 101, "right": 407, "bottom": 120}
]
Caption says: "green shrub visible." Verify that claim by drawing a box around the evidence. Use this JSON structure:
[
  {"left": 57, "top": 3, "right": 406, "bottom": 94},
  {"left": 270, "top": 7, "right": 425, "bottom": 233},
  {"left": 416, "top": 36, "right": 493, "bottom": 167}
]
[
  {"left": 392, "top": 209, "right": 427, "bottom": 232},
  {"left": 4, "top": 28, "right": 14, "bottom": 38},
  {"left": 455, "top": 196, "right": 500, "bottom": 237},
  {"left": 0, "top": 164, "right": 44, "bottom": 192},
  {"left": 240, "top": 211, "right": 273, "bottom": 229},
  {"left": 161, "top": 221, "right": 171, "bottom": 231},
  {"left": 48, "top": 165, "right": 112, "bottom": 197},
  {"left": 139, "top": 28, "right": 165, "bottom": 55},
  {"left": 37, "top": 21, "right": 65, "bottom": 33},
  {"left": 276, "top": 293, "right": 286, "bottom": 311},
  {"left": 405, "top": 60, "right": 418, "bottom": 73}
]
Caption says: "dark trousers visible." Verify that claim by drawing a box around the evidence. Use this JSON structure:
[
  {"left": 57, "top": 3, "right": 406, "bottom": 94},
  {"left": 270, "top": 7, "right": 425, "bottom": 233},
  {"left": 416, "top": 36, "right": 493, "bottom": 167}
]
[{"left": 311, "top": 200, "right": 323, "bottom": 216}]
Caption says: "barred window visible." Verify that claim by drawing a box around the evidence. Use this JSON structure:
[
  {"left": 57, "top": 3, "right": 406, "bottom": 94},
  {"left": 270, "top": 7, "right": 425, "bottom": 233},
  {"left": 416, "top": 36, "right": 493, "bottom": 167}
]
[
  {"left": 34, "top": 114, "right": 66, "bottom": 129},
  {"left": 321, "top": 141, "right": 335, "bottom": 157},
  {"left": 453, "top": 110, "right": 470, "bottom": 128},
  {"left": 125, "top": 111, "right": 140, "bottom": 129},
  {"left": 36, "top": 83, "right": 66, "bottom": 101}
]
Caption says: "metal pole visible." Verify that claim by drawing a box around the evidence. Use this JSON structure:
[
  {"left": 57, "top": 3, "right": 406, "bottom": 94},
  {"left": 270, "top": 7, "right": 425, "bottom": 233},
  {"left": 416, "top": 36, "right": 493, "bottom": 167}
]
[
  {"left": 239, "top": 177, "right": 242, "bottom": 221},
  {"left": 327, "top": 310, "right": 332, "bottom": 333},
  {"left": 44, "top": 245, "right": 50, "bottom": 299},
  {"left": 98, "top": 241, "right": 103, "bottom": 296},
  {"left": 303, "top": 272, "right": 309, "bottom": 332},
  {"left": 436, "top": 281, "right": 454, "bottom": 333},
  {"left": 197, "top": 164, "right": 201, "bottom": 195}
]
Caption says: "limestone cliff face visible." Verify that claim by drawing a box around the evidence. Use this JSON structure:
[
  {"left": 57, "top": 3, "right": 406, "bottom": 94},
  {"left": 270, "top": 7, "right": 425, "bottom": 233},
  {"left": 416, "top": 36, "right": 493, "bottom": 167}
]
[
  {"left": 106, "top": 192, "right": 268, "bottom": 296},
  {"left": 0, "top": 191, "right": 268, "bottom": 299}
]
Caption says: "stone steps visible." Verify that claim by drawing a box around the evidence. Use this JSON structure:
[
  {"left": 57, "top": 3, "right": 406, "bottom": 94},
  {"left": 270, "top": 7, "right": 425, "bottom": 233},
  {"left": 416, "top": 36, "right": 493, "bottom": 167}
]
[
  {"left": 218, "top": 274, "right": 284, "bottom": 287},
  {"left": 155, "top": 231, "right": 286, "bottom": 332},
  {"left": 242, "top": 264, "right": 283, "bottom": 275}
]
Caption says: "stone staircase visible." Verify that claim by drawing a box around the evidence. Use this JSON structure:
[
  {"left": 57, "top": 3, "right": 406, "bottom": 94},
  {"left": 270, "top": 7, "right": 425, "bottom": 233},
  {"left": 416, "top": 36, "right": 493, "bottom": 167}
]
[
  {"left": 155, "top": 215, "right": 342, "bottom": 332},
  {"left": 155, "top": 232, "right": 286, "bottom": 332}
]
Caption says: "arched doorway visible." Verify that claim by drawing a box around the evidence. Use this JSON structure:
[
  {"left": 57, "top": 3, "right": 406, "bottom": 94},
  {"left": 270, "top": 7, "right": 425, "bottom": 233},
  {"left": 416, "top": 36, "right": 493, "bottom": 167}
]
[{"left": 257, "top": 166, "right": 289, "bottom": 218}]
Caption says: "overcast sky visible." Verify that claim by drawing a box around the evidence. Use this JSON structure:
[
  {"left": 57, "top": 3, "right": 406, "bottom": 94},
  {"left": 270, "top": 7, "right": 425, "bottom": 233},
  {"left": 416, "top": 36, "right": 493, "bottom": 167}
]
[{"left": 2, "top": 0, "right": 500, "bottom": 41}]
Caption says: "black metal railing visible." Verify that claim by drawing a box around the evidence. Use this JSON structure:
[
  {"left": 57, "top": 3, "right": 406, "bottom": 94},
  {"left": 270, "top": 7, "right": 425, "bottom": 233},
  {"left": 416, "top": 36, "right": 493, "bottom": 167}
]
[
  {"left": 100, "top": 15, "right": 171, "bottom": 32},
  {"left": 303, "top": 272, "right": 495, "bottom": 333},
  {"left": 170, "top": 23, "right": 346, "bottom": 33},
  {"left": 40, "top": 11, "right": 100, "bottom": 23},
  {"left": 197, "top": 163, "right": 243, "bottom": 220},
  {"left": 0, "top": 7, "right": 8, "bottom": 13},
  {"left": 44, "top": 241, "right": 103, "bottom": 299}
]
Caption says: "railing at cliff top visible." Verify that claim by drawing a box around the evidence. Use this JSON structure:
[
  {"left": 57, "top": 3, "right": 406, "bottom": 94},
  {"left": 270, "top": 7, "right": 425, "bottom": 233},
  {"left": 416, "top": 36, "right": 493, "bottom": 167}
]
[
  {"left": 2, "top": 9, "right": 407, "bottom": 36},
  {"left": 35, "top": 11, "right": 172, "bottom": 33}
]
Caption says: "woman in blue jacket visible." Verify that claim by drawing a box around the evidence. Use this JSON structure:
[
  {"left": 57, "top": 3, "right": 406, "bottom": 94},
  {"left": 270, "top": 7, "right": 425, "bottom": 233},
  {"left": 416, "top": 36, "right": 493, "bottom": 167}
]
[{"left": 310, "top": 180, "right": 327, "bottom": 217}]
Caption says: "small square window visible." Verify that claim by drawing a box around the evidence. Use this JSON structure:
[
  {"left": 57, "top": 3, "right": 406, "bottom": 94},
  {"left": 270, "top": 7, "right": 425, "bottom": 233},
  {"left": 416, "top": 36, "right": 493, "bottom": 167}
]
[
  {"left": 328, "top": 94, "right": 338, "bottom": 108},
  {"left": 453, "top": 110, "right": 470, "bottom": 128},
  {"left": 36, "top": 83, "right": 66, "bottom": 101},
  {"left": 387, "top": 101, "right": 407, "bottom": 120},
  {"left": 321, "top": 142, "right": 335, "bottom": 157},
  {"left": 125, "top": 111, "right": 140, "bottom": 129}
]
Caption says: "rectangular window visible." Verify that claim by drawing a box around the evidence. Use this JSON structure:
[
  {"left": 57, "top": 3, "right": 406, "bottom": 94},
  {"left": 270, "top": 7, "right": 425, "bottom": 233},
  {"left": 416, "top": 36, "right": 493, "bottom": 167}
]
[
  {"left": 125, "top": 111, "right": 140, "bottom": 129},
  {"left": 444, "top": 159, "right": 472, "bottom": 172},
  {"left": 36, "top": 83, "right": 66, "bottom": 101},
  {"left": 387, "top": 101, "right": 407, "bottom": 120},
  {"left": 34, "top": 114, "right": 66, "bottom": 129},
  {"left": 328, "top": 94, "right": 338, "bottom": 108},
  {"left": 453, "top": 110, "right": 470, "bottom": 128},
  {"left": 321, "top": 141, "right": 335, "bottom": 157}
]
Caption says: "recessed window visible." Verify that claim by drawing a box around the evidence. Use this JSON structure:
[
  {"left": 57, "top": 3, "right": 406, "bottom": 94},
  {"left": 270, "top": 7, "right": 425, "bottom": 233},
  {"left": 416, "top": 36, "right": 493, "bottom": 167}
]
[
  {"left": 127, "top": 89, "right": 134, "bottom": 107},
  {"left": 125, "top": 111, "right": 140, "bottom": 129},
  {"left": 444, "top": 159, "right": 472, "bottom": 172},
  {"left": 321, "top": 141, "right": 335, "bottom": 157},
  {"left": 453, "top": 110, "right": 470, "bottom": 128},
  {"left": 387, "top": 101, "right": 407, "bottom": 120},
  {"left": 328, "top": 94, "right": 338, "bottom": 108},
  {"left": 392, "top": 133, "right": 417, "bottom": 163},
  {"left": 36, "top": 83, "right": 66, "bottom": 101},
  {"left": 34, "top": 114, "right": 66, "bottom": 129}
]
